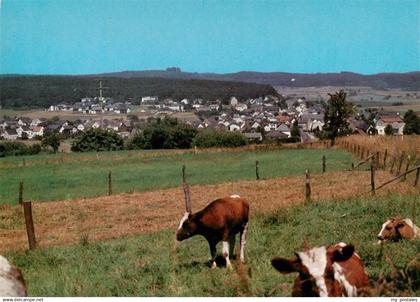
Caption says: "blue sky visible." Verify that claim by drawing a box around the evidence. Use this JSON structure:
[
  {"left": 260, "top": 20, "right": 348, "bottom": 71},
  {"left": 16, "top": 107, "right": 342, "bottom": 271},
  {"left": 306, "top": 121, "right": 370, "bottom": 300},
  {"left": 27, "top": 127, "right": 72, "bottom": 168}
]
[{"left": 1, "top": 0, "right": 419, "bottom": 75}]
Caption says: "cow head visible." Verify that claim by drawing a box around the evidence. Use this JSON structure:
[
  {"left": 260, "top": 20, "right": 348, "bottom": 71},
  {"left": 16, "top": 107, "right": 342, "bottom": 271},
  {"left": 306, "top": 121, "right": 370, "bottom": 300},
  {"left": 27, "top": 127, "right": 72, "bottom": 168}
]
[
  {"left": 377, "top": 218, "right": 415, "bottom": 243},
  {"left": 176, "top": 212, "right": 200, "bottom": 241},
  {"left": 271, "top": 244, "right": 355, "bottom": 297}
]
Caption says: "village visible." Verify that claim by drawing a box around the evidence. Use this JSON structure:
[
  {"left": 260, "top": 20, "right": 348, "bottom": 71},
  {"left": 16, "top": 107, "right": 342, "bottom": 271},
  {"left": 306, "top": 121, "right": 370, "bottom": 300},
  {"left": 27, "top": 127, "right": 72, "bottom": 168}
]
[{"left": 0, "top": 91, "right": 408, "bottom": 144}]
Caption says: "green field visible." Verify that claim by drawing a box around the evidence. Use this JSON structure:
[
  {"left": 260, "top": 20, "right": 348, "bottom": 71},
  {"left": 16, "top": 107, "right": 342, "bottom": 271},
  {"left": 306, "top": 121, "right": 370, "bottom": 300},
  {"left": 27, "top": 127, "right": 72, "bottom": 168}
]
[
  {"left": 5, "top": 194, "right": 419, "bottom": 297},
  {"left": 0, "top": 149, "right": 353, "bottom": 204}
]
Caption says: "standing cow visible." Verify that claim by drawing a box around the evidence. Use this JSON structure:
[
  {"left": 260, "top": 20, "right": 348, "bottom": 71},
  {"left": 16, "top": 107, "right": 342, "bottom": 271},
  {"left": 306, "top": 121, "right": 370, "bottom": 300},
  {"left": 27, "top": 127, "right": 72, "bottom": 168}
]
[
  {"left": 176, "top": 195, "right": 249, "bottom": 269},
  {"left": 271, "top": 242, "right": 369, "bottom": 297}
]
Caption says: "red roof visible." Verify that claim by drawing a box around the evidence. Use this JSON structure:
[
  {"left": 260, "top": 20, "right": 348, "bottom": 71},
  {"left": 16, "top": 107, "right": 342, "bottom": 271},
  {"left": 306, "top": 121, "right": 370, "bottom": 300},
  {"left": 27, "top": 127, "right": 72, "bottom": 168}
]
[
  {"left": 276, "top": 115, "right": 291, "bottom": 123},
  {"left": 380, "top": 116, "right": 403, "bottom": 123}
]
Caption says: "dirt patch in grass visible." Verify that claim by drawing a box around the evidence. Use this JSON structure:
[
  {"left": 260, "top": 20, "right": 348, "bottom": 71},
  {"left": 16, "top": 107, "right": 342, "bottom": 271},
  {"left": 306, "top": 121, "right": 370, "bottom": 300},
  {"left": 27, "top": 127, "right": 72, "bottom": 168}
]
[{"left": 0, "top": 170, "right": 418, "bottom": 253}]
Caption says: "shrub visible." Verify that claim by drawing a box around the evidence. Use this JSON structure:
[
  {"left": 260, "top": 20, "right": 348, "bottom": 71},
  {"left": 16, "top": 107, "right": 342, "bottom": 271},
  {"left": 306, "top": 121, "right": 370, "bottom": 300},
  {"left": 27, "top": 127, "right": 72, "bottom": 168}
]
[
  {"left": 125, "top": 132, "right": 145, "bottom": 150},
  {"left": 71, "top": 128, "right": 124, "bottom": 152},
  {"left": 41, "top": 134, "right": 61, "bottom": 153},
  {"left": 290, "top": 120, "right": 300, "bottom": 140},
  {"left": 140, "top": 117, "right": 197, "bottom": 149},
  {"left": 384, "top": 124, "right": 393, "bottom": 136},
  {"left": 0, "top": 141, "right": 42, "bottom": 157},
  {"left": 28, "top": 143, "right": 42, "bottom": 155},
  {"left": 193, "top": 129, "right": 247, "bottom": 148},
  {"left": 403, "top": 110, "right": 420, "bottom": 135}
]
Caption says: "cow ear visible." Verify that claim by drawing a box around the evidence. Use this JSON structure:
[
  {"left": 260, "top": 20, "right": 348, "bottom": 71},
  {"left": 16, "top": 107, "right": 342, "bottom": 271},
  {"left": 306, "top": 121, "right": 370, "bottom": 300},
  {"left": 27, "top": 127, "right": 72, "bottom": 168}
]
[
  {"left": 332, "top": 244, "right": 354, "bottom": 262},
  {"left": 271, "top": 257, "right": 301, "bottom": 274},
  {"left": 396, "top": 221, "right": 406, "bottom": 229}
]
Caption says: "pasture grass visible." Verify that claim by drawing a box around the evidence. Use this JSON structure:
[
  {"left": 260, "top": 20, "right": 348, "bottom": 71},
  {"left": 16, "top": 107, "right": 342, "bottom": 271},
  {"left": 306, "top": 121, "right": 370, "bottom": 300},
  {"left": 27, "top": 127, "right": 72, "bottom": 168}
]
[
  {"left": 6, "top": 194, "right": 419, "bottom": 297},
  {"left": 0, "top": 149, "right": 352, "bottom": 204}
]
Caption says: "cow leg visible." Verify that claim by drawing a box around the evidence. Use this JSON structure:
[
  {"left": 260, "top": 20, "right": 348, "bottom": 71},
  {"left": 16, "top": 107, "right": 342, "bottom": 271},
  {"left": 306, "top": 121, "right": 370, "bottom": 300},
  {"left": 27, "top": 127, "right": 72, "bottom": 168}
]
[
  {"left": 229, "top": 236, "right": 236, "bottom": 259},
  {"left": 208, "top": 240, "right": 217, "bottom": 268},
  {"left": 222, "top": 241, "right": 232, "bottom": 269},
  {"left": 240, "top": 222, "right": 248, "bottom": 263}
]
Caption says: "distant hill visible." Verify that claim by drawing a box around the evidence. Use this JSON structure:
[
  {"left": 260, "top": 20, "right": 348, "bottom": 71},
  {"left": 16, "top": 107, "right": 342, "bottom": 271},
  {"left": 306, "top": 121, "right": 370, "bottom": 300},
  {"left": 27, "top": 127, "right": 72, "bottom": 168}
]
[
  {"left": 89, "top": 70, "right": 420, "bottom": 90},
  {"left": 1, "top": 69, "right": 418, "bottom": 109},
  {"left": 0, "top": 76, "right": 277, "bottom": 109}
]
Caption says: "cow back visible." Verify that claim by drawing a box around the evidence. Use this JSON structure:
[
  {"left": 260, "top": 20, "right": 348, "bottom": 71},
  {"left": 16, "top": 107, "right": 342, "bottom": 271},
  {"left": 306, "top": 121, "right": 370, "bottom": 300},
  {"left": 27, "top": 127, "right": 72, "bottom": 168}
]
[{"left": 199, "top": 196, "right": 249, "bottom": 229}]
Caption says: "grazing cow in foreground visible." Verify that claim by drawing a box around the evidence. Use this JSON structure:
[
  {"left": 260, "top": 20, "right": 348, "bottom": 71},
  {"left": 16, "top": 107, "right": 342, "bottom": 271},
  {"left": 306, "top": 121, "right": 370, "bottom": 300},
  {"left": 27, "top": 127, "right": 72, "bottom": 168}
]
[
  {"left": 377, "top": 217, "right": 420, "bottom": 243},
  {"left": 271, "top": 242, "right": 369, "bottom": 297},
  {"left": 0, "top": 255, "right": 27, "bottom": 297},
  {"left": 176, "top": 195, "right": 249, "bottom": 269}
]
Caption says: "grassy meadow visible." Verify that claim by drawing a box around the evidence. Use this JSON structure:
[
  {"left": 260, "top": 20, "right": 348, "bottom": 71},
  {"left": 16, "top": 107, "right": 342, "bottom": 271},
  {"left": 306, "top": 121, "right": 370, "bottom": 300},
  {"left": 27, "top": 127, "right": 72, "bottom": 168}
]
[
  {"left": 0, "top": 148, "right": 353, "bottom": 204},
  {"left": 5, "top": 194, "right": 419, "bottom": 297}
]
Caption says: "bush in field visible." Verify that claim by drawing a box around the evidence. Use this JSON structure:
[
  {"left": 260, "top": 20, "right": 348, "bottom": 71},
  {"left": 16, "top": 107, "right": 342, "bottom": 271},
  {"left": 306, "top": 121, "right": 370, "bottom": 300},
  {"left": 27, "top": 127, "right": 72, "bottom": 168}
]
[
  {"left": 322, "top": 90, "right": 354, "bottom": 145},
  {"left": 125, "top": 131, "right": 145, "bottom": 150},
  {"left": 290, "top": 120, "right": 301, "bottom": 141},
  {"left": 0, "top": 142, "right": 42, "bottom": 157},
  {"left": 140, "top": 117, "right": 197, "bottom": 149},
  {"left": 403, "top": 110, "right": 420, "bottom": 135},
  {"left": 28, "top": 143, "right": 42, "bottom": 155},
  {"left": 384, "top": 124, "right": 393, "bottom": 136},
  {"left": 41, "top": 133, "right": 61, "bottom": 153},
  {"left": 193, "top": 129, "right": 247, "bottom": 148},
  {"left": 71, "top": 128, "right": 124, "bottom": 152}
]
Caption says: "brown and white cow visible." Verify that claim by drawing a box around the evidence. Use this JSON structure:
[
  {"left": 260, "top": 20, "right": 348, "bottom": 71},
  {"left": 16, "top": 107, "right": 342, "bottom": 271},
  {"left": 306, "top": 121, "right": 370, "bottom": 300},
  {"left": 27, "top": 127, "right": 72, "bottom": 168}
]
[
  {"left": 377, "top": 217, "right": 420, "bottom": 243},
  {"left": 176, "top": 195, "right": 249, "bottom": 269},
  {"left": 271, "top": 242, "right": 369, "bottom": 297},
  {"left": 0, "top": 255, "right": 27, "bottom": 297}
]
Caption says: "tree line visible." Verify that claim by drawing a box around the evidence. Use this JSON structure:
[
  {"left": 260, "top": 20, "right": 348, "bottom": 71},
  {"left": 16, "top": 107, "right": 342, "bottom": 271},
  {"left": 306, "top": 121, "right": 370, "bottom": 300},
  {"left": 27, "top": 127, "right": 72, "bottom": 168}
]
[
  {"left": 72, "top": 117, "right": 248, "bottom": 152},
  {"left": 0, "top": 76, "right": 277, "bottom": 108}
]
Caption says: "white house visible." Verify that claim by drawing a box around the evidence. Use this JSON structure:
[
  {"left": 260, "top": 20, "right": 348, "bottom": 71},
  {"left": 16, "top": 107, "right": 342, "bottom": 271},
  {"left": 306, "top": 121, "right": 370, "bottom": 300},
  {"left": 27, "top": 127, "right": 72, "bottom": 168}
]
[
  {"left": 235, "top": 103, "right": 248, "bottom": 112},
  {"left": 167, "top": 104, "right": 183, "bottom": 111},
  {"left": 308, "top": 120, "right": 324, "bottom": 132},
  {"left": 3, "top": 129, "right": 18, "bottom": 140},
  {"left": 251, "top": 122, "right": 261, "bottom": 129},
  {"left": 230, "top": 97, "right": 239, "bottom": 107},
  {"left": 228, "top": 124, "right": 241, "bottom": 132},
  {"left": 376, "top": 120, "right": 405, "bottom": 136},
  {"left": 209, "top": 104, "right": 220, "bottom": 111},
  {"left": 141, "top": 96, "right": 158, "bottom": 103},
  {"left": 16, "top": 126, "right": 30, "bottom": 138},
  {"left": 276, "top": 124, "right": 291, "bottom": 137},
  {"left": 30, "top": 119, "right": 43, "bottom": 127},
  {"left": 30, "top": 126, "right": 44, "bottom": 138}
]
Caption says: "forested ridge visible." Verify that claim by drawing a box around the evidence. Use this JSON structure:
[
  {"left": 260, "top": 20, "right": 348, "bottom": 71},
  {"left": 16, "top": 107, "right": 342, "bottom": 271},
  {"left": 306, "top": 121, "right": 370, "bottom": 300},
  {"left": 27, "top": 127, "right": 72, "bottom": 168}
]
[{"left": 0, "top": 76, "right": 277, "bottom": 108}]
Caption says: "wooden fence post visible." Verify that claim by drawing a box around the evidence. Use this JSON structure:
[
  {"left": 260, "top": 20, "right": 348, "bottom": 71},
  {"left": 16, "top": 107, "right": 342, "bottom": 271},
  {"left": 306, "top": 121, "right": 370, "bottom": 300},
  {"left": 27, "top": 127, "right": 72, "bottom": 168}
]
[
  {"left": 403, "top": 156, "right": 411, "bottom": 181},
  {"left": 19, "top": 181, "right": 23, "bottom": 205},
  {"left": 371, "top": 164, "right": 375, "bottom": 195},
  {"left": 357, "top": 145, "right": 361, "bottom": 158},
  {"left": 108, "top": 171, "right": 112, "bottom": 196},
  {"left": 383, "top": 149, "right": 388, "bottom": 169},
  {"left": 23, "top": 201, "right": 37, "bottom": 250},
  {"left": 415, "top": 167, "right": 420, "bottom": 187},
  {"left": 305, "top": 169, "right": 311, "bottom": 203},
  {"left": 376, "top": 152, "right": 380, "bottom": 169},
  {"left": 397, "top": 152, "right": 405, "bottom": 175},
  {"left": 322, "top": 155, "right": 326, "bottom": 173},
  {"left": 390, "top": 156, "right": 396, "bottom": 174},
  {"left": 182, "top": 165, "right": 192, "bottom": 212},
  {"left": 256, "top": 160, "right": 260, "bottom": 180},
  {"left": 351, "top": 162, "right": 354, "bottom": 170}
]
